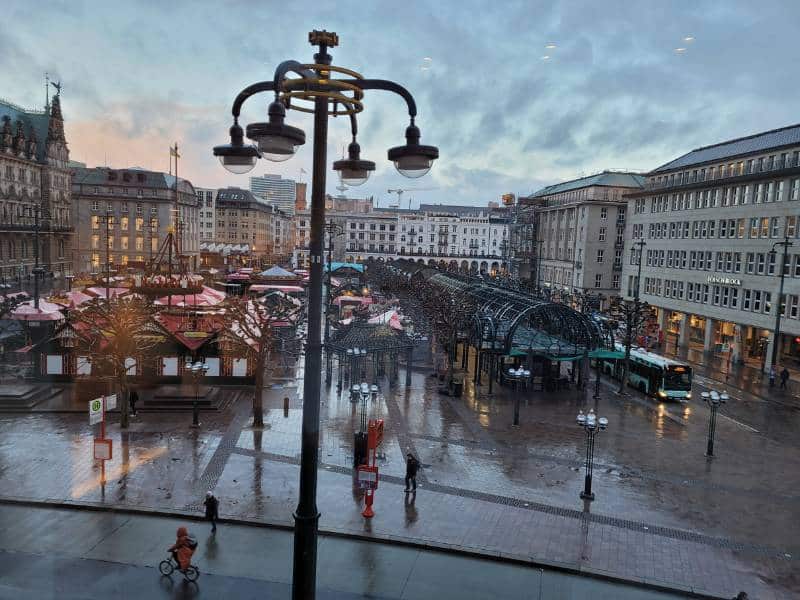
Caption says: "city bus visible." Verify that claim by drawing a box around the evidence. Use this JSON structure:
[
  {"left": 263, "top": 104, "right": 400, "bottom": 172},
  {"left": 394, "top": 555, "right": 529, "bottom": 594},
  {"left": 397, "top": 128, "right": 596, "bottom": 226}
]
[{"left": 602, "top": 344, "right": 693, "bottom": 401}]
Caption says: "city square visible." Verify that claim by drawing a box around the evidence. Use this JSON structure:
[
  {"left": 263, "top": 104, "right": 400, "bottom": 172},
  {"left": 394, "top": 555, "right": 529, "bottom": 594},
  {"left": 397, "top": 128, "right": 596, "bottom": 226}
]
[{"left": 2, "top": 2, "right": 800, "bottom": 599}]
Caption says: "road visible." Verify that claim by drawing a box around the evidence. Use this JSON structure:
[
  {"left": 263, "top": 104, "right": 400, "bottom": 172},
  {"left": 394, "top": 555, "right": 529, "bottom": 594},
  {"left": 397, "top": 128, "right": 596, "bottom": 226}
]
[{"left": 0, "top": 504, "right": 686, "bottom": 600}]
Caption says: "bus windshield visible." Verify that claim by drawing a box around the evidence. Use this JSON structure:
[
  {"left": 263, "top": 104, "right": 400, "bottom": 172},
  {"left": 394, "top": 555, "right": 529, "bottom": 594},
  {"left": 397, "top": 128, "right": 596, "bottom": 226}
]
[{"left": 664, "top": 366, "right": 692, "bottom": 390}]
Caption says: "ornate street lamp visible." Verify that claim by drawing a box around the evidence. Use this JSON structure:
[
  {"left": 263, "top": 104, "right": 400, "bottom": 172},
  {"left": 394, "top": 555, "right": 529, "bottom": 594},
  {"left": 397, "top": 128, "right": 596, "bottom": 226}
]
[
  {"left": 576, "top": 409, "right": 608, "bottom": 501},
  {"left": 213, "top": 31, "right": 438, "bottom": 599},
  {"left": 700, "top": 390, "right": 728, "bottom": 457}
]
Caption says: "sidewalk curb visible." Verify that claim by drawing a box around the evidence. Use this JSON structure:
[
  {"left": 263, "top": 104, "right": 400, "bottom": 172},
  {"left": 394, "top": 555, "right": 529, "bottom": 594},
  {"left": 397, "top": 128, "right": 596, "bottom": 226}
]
[{"left": 0, "top": 495, "right": 727, "bottom": 599}]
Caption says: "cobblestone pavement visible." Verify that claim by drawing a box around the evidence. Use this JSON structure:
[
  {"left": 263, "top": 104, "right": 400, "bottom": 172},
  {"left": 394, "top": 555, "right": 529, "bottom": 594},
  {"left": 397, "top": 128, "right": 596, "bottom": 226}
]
[{"left": 0, "top": 351, "right": 797, "bottom": 599}]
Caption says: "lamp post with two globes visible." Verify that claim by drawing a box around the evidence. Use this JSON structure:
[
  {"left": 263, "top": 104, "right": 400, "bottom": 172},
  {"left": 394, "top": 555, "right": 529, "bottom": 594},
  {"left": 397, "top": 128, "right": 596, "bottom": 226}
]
[{"left": 212, "top": 30, "right": 438, "bottom": 600}]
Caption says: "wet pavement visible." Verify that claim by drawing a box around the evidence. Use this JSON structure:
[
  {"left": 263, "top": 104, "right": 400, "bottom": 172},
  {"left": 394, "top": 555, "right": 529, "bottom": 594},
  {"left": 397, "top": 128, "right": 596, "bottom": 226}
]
[
  {"left": 0, "top": 349, "right": 797, "bottom": 599},
  {"left": 0, "top": 504, "right": 685, "bottom": 599}
]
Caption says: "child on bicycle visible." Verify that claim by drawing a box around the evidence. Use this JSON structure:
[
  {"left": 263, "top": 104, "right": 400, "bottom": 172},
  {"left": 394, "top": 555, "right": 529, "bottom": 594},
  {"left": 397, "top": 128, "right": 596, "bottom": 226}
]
[{"left": 168, "top": 526, "right": 197, "bottom": 571}]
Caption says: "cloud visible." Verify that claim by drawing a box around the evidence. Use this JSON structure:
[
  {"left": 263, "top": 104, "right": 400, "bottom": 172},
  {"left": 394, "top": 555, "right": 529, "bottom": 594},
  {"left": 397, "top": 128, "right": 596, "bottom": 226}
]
[{"left": 5, "top": 0, "right": 799, "bottom": 205}]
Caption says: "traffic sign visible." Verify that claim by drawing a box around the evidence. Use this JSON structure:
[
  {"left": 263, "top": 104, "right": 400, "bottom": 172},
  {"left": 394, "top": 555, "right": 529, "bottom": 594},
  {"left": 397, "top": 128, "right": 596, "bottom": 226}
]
[
  {"left": 105, "top": 394, "right": 117, "bottom": 410},
  {"left": 89, "top": 398, "right": 103, "bottom": 425}
]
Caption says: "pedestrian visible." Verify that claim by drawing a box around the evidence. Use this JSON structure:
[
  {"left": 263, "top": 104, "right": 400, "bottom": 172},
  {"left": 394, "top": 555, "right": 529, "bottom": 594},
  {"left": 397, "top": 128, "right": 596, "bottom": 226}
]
[
  {"left": 129, "top": 389, "right": 138, "bottom": 417},
  {"left": 769, "top": 365, "right": 776, "bottom": 388},
  {"left": 404, "top": 453, "right": 420, "bottom": 493},
  {"left": 780, "top": 366, "right": 790, "bottom": 390},
  {"left": 203, "top": 491, "right": 219, "bottom": 532}
]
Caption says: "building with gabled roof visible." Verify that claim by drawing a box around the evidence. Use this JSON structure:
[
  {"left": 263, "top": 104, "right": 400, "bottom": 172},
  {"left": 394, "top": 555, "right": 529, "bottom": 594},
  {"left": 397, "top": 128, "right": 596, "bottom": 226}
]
[{"left": 0, "top": 92, "right": 73, "bottom": 287}]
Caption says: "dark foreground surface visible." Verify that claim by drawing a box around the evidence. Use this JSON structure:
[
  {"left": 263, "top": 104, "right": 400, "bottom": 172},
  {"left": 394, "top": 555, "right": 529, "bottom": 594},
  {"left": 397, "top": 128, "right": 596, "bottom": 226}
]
[{"left": 0, "top": 504, "right": 687, "bottom": 600}]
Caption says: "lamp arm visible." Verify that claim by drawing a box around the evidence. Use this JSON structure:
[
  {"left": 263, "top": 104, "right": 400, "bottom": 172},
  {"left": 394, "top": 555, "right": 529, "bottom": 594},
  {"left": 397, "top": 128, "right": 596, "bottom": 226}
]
[
  {"left": 230, "top": 81, "right": 277, "bottom": 118},
  {"left": 341, "top": 79, "right": 418, "bottom": 119}
]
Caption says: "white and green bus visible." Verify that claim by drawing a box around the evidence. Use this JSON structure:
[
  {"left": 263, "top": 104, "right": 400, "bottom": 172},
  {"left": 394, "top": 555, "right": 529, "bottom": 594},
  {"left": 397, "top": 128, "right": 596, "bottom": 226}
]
[{"left": 602, "top": 344, "right": 693, "bottom": 401}]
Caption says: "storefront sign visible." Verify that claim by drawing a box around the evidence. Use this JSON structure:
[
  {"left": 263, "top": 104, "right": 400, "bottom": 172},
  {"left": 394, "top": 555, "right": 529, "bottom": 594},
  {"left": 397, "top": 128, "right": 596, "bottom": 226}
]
[{"left": 707, "top": 275, "right": 741, "bottom": 286}]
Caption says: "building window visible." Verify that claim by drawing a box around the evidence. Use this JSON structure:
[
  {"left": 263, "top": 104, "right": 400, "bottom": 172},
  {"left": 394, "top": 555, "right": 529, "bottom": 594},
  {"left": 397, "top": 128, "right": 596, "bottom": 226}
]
[
  {"left": 596, "top": 249, "right": 604, "bottom": 263},
  {"left": 595, "top": 273, "right": 602, "bottom": 288},
  {"left": 600, "top": 207, "right": 607, "bottom": 220},
  {"left": 598, "top": 227, "right": 606, "bottom": 242}
]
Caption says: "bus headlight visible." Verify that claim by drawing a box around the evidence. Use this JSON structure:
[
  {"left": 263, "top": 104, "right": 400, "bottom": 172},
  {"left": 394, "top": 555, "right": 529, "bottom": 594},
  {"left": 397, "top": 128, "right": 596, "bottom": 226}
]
[
  {"left": 686, "top": 392, "right": 691, "bottom": 399},
  {"left": 657, "top": 390, "right": 667, "bottom": 398}
]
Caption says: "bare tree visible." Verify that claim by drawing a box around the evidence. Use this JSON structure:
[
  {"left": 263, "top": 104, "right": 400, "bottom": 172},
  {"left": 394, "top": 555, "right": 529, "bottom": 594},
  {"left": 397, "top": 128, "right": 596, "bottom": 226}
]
[
  {"left": 608, "top": 295, "right": 654, "bottom": 393},
  {"left": 71, "top": 295, "right": 160, "bottom": 428},
  {"left": 417, "top": 282, "right": 475, "bottom": 387},
  {"left": 224, "top": 293, "right": 299, "bottom": 427}
]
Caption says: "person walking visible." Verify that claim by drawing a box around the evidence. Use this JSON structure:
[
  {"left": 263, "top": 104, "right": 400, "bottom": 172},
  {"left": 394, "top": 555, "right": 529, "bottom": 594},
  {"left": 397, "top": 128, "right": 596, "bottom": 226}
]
[
  {"left": 769, "top": 365, "right": 776, "bottom": 388},
  {"left": 128, "top": 389, "right": 138, "bottom": 417},
  {"left": 203, "top": 491, "right": 219, "bottom": 532},
  {"left": 780, "top": 366, "right": 790, "bottom": 390},
  {"left": 404, "top": 453, "right": 420, "bottom": 493}
]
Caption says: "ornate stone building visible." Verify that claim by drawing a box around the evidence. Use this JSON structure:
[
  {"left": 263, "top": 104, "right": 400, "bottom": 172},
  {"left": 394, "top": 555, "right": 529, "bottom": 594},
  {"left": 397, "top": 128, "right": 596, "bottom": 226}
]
[{"left": 0, "top": 92, "right": 73, "bottom": 285}]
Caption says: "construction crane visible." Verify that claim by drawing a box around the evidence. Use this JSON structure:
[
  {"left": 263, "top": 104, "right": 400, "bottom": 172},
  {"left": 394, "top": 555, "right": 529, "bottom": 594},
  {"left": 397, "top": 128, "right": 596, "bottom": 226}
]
[{"left": 386, "top": 187, "right": 438, "bottom": 210}]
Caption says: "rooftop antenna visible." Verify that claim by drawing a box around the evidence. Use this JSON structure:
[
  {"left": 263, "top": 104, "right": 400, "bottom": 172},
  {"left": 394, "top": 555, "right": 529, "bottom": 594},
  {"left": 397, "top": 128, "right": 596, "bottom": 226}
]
[{"left": 44, "top": 73, "right": 49, "bottom": 109}]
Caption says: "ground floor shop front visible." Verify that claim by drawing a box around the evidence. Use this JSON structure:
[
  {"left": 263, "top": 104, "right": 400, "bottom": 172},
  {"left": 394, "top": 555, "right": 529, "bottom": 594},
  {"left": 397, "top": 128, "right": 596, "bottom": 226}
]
[{"left": 650, "top": 308, "right": 800, "bottom": 371}]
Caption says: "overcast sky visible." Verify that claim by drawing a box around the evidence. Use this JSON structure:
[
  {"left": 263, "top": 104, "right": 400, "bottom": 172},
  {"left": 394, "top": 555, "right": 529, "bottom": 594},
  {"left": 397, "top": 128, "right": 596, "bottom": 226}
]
[{"left": 4, "top": 0, "right": 798, "bottom": 207}]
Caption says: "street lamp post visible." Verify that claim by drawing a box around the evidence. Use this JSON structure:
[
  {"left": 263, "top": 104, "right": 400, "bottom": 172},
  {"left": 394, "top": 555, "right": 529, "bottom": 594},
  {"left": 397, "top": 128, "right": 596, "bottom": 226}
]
[
  {"left": 701, "top": 390, "right": 728, "bottom": 457},
  {"left": 576, "top": 409, "right": 608, "bottom": 501},
  {"left": 769, "top": 235, "right": 793, "bottom": 369},
  {"left": 188, "top": 360, "right": 209, "bottom": 428},
  {"left": 507, "top": 366, "right": 531, "bottom": 426},
  {"left": 324, "top": 221, "right": 344, "bottom": 345},
  {"left": 213, "top": 31, "right": 438, "bottom": 599}
]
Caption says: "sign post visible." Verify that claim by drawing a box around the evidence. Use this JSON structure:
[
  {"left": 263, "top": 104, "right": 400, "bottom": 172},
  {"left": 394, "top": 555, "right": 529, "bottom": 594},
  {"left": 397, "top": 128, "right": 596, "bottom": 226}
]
[
  {"left": 360, "top": 419, "right": 384, "bottom": 518},
  {"left": 89, "top": 396, "right": 112, "bottom": 485}
]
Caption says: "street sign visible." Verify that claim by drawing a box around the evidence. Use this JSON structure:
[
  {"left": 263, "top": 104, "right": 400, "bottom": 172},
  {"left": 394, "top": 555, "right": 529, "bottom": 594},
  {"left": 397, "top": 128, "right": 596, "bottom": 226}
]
[
  {"left": 94, "top": 439, "right": 112, "bottom": 461},
  {"left": 89, "top": 398, "right": 103, "bottom": 425},
  {"left": 356, "top": 465, "right": 379, "bottom": 490},
  {"left": 105, "top": 394, "right": 117, "bottom": 410}
]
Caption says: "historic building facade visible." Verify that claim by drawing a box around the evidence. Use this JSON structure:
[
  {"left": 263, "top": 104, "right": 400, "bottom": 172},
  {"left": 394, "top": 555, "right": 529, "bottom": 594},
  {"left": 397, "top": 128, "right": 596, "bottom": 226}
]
[
  {"left": 212, "top": 187, "right": 290, "bottom": 265},
  {"left": 622, "top": 124, "right": 800, "bottom": 369},
  {"left": 293, "top": 200, "right": 511, "bottom": 273},
  {"left": 524, "top": 171, "right": 644, "bottom": 304},
  {"left": 0, "top": 93, "right": 73, "bottom": 285},
  {"left": 72, "top": 167, "right": 199, "bottom": 273}
]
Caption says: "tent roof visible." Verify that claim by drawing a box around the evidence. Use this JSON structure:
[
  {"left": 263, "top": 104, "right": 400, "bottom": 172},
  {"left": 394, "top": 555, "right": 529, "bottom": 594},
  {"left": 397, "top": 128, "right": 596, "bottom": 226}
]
[{"left": 260, "top": 266, "right": 297, "bottom": 278}]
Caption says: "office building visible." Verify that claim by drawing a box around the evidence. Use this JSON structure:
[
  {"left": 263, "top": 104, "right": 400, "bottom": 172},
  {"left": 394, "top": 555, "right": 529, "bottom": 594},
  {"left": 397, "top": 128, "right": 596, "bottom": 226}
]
[
  {"left": 526, "top": 171, "right": 644, "bottom": 305},
  {"left": 249, "top": 173, "right": 296, "bottom": 216},
  {"left": 622, "top": 124, "right": 800, "bottom": 368}
]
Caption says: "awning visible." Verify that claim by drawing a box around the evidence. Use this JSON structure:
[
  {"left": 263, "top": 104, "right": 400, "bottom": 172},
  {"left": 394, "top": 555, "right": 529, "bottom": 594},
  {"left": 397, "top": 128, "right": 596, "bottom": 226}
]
[
  {"left": 10, "top": 300, "right": 64, "bottom": 321},
  {"left": 155, "top": 313, "right": 226, "bottom": 351},
  {"left": 333, "top": 295, "right": 373, "bottom": 306},
  {"left": 589, "top": 349, "right": 625, "bottom": 359},
  {"left": 86, "top": 286, "right": 129, "bottom": 299},
  {"left": 258, "top": 285, "right": 304, "bottom": 293}
]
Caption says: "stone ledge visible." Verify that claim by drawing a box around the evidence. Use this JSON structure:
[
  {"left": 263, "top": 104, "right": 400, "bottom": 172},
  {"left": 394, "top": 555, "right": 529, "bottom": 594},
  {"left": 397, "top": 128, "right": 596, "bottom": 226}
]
[{"left": 0, "top": 495, "right": 728, "bottom": 600}]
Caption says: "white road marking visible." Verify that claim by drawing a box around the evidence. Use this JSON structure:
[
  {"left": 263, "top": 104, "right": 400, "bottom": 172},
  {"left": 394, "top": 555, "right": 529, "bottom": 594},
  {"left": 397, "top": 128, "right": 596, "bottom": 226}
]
[{"left": 718, "top": 413, "right": 759, "bottom": 433}]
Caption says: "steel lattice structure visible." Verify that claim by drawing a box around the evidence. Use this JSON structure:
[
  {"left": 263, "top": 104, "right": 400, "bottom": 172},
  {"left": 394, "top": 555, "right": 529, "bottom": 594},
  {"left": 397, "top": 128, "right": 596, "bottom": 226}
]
[{"left": 388, "top": 259, "right": 608, "bottom": 358}]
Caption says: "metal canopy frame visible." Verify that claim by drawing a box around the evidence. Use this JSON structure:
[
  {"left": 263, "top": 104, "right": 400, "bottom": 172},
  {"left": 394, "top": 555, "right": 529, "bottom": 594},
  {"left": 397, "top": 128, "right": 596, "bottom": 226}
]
[{"left": 392, "top": 260, "right": 606, "bottom": 357}]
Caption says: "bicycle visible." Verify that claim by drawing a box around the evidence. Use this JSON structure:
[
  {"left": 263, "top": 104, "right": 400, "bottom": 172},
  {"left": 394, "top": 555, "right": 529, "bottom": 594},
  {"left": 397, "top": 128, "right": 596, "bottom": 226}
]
[{"left": 158, "top": 554, "right": 200, "bottom": 582}]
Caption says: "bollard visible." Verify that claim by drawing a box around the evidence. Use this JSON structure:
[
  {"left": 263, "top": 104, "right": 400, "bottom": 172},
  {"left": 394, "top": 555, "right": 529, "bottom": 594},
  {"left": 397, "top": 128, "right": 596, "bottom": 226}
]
[{"left": 283, "top": 396, "right": 289, "bottom": 417}]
